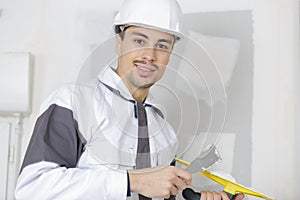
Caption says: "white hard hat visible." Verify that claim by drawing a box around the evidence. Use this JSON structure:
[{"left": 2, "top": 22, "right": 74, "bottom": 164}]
[{"left": 113, "top": 0, "right": 183, "bottom": 40}]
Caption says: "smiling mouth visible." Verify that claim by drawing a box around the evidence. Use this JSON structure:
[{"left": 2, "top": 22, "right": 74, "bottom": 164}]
[
  {"left": 137, "top": 65, "right": 153, "bottom": 72},
  {"left": 134, "top": 61, "right": 158, "bottom": 77}
]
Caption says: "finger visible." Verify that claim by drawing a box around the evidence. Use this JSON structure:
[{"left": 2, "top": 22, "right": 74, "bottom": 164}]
[
  {"left": 200, "top": 191, "right": 207, "bottom": 200},
  {"left": 214, "top": 191, "right": 222, "bottom": 200},
  {"left": 173, "top": 176, "right": 189, "bottom": 190},
  {"left": 204, "top": 191, "right": 219, "bottom": 200},
  {"left": 209, "top": 191, "right": 221, "bottom": 200},
  {"left": 200, "top": 191, "right": 218, "bottom": 200},
  {"left": 206, "top": 191, "right": 213, "bottom": 200},
  {"left": 219, "top": 191, "right": 231, "bottom": 200},
  {"left": 162, "top": 190, "right": 171, "bottom": 199},
  {"left": 169, "top": 184, "right": 178, "bottom": 196},
  {"left": 233, "top": 193, "right": 245, "bottom": 200},
  {"left": 175, "top": 168, "right": 192, "bottom": 185}
]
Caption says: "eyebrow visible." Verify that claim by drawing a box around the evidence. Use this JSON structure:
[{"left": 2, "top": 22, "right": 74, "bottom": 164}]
[
  {"left": 131, "top": 31, "right": 173, "bottom": 44},
  {"left": 158, "top": 39, "right": 173, "bottom": 45}
]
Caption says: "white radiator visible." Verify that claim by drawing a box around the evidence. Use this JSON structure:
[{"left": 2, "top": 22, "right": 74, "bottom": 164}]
[
  {"left": 0, "top": 117, "right": 23, "bottom": 200},
  {"left": 0, "top": 122, "right": 10, "bottom": 199},
  {"left": 0, "top": 52, "right": 32, "bottom": 199}
]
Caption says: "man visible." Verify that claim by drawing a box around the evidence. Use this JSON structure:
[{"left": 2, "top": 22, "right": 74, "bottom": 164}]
[{"left": 15, "top": 0, "right": 244, "bottom": 199}]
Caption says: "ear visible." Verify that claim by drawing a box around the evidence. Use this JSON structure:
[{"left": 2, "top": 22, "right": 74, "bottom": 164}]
[{"left": 115, "top": 34, "right": 122, "bottom": 56}]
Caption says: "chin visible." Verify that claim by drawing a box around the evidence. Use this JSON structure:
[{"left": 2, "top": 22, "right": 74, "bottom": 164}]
[{"left": 140, "top": 82, "right": 155, "bottom": 89}]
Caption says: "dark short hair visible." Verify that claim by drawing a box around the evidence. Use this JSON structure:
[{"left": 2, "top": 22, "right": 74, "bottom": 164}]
[
  {"left": 115, "top": 25, "right": 129, "bottom": 40},
  {"left": 115, "top": 25, "right": 178, "bottom": 47}
]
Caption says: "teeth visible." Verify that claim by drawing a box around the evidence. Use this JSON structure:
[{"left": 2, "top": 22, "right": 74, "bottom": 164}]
[{"left": 139, "top": 66, "right": 151, "bottom": 72}]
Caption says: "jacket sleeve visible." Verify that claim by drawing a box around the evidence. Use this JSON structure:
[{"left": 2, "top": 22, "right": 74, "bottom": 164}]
[{"left": 15, "top": 104, "right": 128, "bottom": 200}]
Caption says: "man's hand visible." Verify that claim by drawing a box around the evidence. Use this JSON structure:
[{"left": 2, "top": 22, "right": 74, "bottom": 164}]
[
  {"left": 128, "top": 165, "right": 192, "bottom": 198},
  {"left": 200, "top": 191, "right": 245, "bottom": 200}
]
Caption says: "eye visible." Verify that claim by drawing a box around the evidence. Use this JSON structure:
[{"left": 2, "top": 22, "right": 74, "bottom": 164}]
[
  {"left": 156, "top": 43, "right": 170, "bottom": 50},
  {"left": 134, "top": 39, "right": 145, "bottom": 45}
]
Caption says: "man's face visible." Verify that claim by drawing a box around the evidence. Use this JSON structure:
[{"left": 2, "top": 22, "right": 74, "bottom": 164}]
[{"left": 116, "top": 26, "right": 175, "bottom": 90}]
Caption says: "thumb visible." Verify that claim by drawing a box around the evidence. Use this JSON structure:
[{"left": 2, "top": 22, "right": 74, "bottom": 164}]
[{"left": 233, "top": 193, "right": 245, "bottom": 200}]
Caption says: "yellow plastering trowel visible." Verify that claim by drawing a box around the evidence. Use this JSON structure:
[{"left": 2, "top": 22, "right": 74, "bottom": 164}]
[
  {"left": 176, "top": 157, "right": 275, "bottom": 200},
  {"left": 200, "top": 170, "right": 275, "bottom": 200}
]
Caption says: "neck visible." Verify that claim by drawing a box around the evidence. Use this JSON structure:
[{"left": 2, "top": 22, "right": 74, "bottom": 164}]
[
  {"left": 123, "top": 80, "right": 149, "bottom": 102},
  {"left": 132, "top": 88, "right": 149, "bottom": 102}
]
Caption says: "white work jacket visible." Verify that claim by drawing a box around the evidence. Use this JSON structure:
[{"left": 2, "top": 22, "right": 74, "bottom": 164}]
[{"left": 15, "top": 67, "right": 178, "bottom": 200}]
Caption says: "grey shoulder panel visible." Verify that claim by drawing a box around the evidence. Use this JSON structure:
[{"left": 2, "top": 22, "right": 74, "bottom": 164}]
[{"left": 20, "top": 104, "right": 87, "bottom": 173}]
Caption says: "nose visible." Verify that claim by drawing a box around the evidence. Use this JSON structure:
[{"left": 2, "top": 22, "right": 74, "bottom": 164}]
[{"left": 142, "top": 47, "right": 157, "bottom": 62}]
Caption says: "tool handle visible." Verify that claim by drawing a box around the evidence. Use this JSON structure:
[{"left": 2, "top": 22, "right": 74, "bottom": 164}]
[
  {"left": 164, "top": 159, "right": 177, "bottom": 200},
  {"left": 182, "top": 188, "right": 201, "bottom": 200},
  {"left": 182, "top": 188, "right": 235, "bottom": 200},
  {"left": 225, "top": 192, "right": 234, "bottom": 200}
]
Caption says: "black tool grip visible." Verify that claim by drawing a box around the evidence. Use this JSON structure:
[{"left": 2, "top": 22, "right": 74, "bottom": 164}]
[
  {"left": 182, "top": 188, "right": 201, "bottom": 200},
  {"left": 182, "top": 188, "right": 235, "bottom": 200}
]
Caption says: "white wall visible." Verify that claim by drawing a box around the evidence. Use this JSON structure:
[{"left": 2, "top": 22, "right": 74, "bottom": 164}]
[
  {"left": 0, "top": 0, "right": 299, "bottom": 199},
  {"left": 182, "top": 0, "right": 299, "bottom": 199},
  {"left": 252, "top": 0, "right": 299, "bottom": 198}
]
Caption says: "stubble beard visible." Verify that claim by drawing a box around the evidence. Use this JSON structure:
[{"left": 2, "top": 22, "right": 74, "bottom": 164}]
[{"left": 125, "top": 71, "right": 156, "bottom": 90}]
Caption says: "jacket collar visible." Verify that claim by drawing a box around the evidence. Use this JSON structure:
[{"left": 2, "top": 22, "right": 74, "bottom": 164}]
[{"left": 97, "top": 66, "right": 157, "bottom": 105}]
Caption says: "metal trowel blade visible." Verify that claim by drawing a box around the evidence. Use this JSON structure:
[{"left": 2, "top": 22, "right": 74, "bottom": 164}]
[{"left": 185, "top": 144, "right": 222, "bottom": 174}]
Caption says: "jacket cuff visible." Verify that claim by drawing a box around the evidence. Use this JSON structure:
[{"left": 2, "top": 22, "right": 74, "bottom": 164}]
[{"left": 127, "top": 171, "right": 131, "bottom": 197}]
